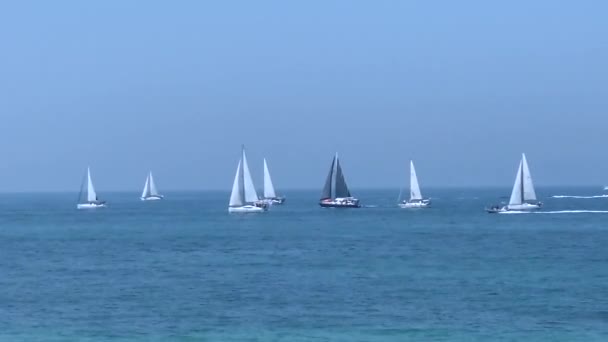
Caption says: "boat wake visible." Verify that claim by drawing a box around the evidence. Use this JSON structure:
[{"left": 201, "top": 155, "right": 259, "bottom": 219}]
[
  {"left": 499, "top": 210, "right": 608, "bottom": 214},
  {"left": 551, "top": 195, "right": 608, "bottom": 199}
]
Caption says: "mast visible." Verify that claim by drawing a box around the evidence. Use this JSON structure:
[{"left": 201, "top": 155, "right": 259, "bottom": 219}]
[
  {"left": 519, "top": 156, "right": 525, "bottom": 204},
  {"left": 240, "top": 145, "right": 246, "bottom": 203}
]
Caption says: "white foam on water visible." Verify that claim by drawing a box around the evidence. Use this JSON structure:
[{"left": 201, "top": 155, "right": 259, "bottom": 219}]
[
  {"left": 551, "top": 195, "right": 608, "bottom": 199},
  {"left": 499, "top": 210, "right": 608, "bottom": 214}
]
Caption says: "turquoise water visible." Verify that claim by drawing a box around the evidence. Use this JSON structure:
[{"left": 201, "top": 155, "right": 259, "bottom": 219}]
[{"left": 1, "top": 188, "right": 607, "bottom": 341}]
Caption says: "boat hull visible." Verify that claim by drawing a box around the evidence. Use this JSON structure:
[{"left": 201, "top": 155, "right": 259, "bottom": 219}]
[
  {"left": 319, "top": 198, "right": 361, "bottom": 208},
  {"left": 262, "top": 197, "right": 285, "bottom": 205},
  {"left": 141, "top": 195, "right": 164, "bottom": 201},
  {"left": 507, "top": 203, "right": 542, "bottom": 211},
  {"left": 486, "top": 202, "right": 542, "bottom": 213},
  {"left": 228, "top": 205, "right": 268, "bottom": 213},
  {"left": 77, "top": 202, "right": 107, "bottom": 209},
  {"left": 399, "top": 199, "right": 431, "bottom": 208}
]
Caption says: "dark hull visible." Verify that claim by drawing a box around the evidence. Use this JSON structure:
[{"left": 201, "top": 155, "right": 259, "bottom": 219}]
[{"left": 319, "top": 202, "right": 361, "bottom": 208}]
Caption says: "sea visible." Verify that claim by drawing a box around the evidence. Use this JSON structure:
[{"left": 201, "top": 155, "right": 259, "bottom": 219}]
[{"left": 1, "top": 187, "right": 607, "bottom": 341}]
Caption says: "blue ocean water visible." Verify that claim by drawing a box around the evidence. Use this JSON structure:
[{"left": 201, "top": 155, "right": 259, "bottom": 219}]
[{"left": 0, "top": 187, "right": 607, "bottom": 341}]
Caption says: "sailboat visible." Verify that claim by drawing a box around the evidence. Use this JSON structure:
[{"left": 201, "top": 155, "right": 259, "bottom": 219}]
[
  {"left": 261, "top": 158, "right": 285, "bottom": 205},
  {"left": 399, "top": 160, "right": 431, "bottom": 208},
  {"left": 319, "top": 153, "right": 360, "bottom": 208},
  {"left": 141, "top": 171, "right": 164, "bottom": 201},
  {"left": 228, "top": 146, "right": 269, "bottom": 213},
  {"left": 487, "top": 153, "right": 542, "bottom": 213},
  {"left": 76, "top": 167, "right": 107, "bottom": 209}
]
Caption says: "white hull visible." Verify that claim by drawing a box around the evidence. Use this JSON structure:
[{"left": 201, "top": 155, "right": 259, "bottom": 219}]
[
  {"left": 228, "top": 205, "right": 267, "bottom": 213},
  {"left": 399, "top": 200, "right": 431, "bottom": 208},
  {"left": 260, "top": 197, "right": 285, "bottom": 206},
  {"left": 77, "top": 203, "right": 107, "bottom": 209},
  {"left": 141, "top": 195, "right": 164, "bottom": 201},
  {"left": 507, "top": 203, "right": 542, "bottom": 211}
]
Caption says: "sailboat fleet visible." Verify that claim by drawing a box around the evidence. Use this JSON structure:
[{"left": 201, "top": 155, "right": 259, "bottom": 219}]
[{"left": 75, "top": 150, "right": 546, "bottom": 214}]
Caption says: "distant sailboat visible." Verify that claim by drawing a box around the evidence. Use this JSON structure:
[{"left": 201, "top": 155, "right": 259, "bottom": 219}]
[
  {"left": 487, "top": 153, "right": 542, "bottom": 213},
  {"left": 319, "top": 153, "right": 360, "bottom": 208},
  {"left": 229, "top": 146, "right": 269, "bottom": 213},
  {"left": 141, "top": 171, "right": 164, "bottom": 201},
  {"left": 262, "top": 158, "right": 285, "bottom": 205},
  {"left": 399, "top": 160, "right": 431, "bottom": 208},
  {"left": 77, "top": 167, "right": 106, "bottom": 209}
]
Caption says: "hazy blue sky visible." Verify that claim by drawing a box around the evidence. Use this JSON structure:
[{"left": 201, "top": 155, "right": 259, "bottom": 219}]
[{"left": 1, "top": 1, "right": 607, "bottom": 192}]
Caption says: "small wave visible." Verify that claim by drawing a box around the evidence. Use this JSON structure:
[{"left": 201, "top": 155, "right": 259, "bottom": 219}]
[
  {"left": 499, "top": 210, "right": 608, "bottom": 214},
  {"left": 363, "top": 205, "right": 378, "bottom": 208},
  {"left": 551, "top": 195, "right": 608, "bottom": 199}
]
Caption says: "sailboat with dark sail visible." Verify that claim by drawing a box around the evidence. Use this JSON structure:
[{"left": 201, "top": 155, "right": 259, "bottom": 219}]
[{"left": 319, "top": 153, "right": 360, "bottom": 208}]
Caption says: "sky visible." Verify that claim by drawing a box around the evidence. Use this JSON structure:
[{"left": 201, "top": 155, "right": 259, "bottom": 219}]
[{"left": 0, "top": 1, "right": 607, "bottom": 192}]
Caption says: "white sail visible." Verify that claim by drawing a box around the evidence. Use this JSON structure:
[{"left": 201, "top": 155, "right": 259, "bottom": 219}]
[
  {"left": 410, "top": 160, "right": 422, "bottom": 200},
  {"left": 521, "top": 154, "right": 536, "bottom": 201},
  {"left": 509, "top": 160, "right": 523, "bottom": 206},
  {"left": 229, "top": 160, "right": 243, "bottom": 207},
  {"left": 86, "top": 167, "right": 97, "bottom": 202},
  {"left": 241, "top": 149, "right": 259, "bottom": 203},
  {"left": 141, "top": 175, "right": 150, "bottom": 198},
  {"left": 263, "top": 158, "right": 277, "bottom": 199},
  {"left": 148, "top": 172, "right": 159, "bottom": 196}
]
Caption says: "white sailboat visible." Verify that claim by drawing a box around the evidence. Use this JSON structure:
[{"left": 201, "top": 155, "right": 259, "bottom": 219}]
[
  {"left": 261, "top": 158, "right": 285, "bottom": 205},
  {"left": 77, "top": 167, "right": 107, "bottom": 209},
  {"left": 229, "top": 146, "right": 268, "bottom": 213},
  {"left": 399, "top": 160, "right": 431, "bottom": 208},
  {"left": 141, "top": 171, "right": 164, "bottom": 201},
  {"left": 487, "top": 153, "right": 542, "bottom": 213}
]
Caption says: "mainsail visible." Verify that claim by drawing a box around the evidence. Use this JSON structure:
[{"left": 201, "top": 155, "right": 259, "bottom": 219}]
[
  {"left": 334, "top": 157, "right": 351, "bottom": 198},
  {"left": 141, "top": 175, "right": 150, "bottom": 198},
  {"left": 410, "top": 160, "right": 422, "bottom": 200},
  {"left": 241, "top": 148, "right": 259, "bottom": 203},
  {"left": 263, "top": 158, "right": 277, "bottom": 199},
  {"left": 86, "top": 167, "right": 97, "bottom": 202},
  {"left": 521, "top": 154, "right": 536, "bottom": 201},
  {"left": 149, "top": 172, "right": 159, "bottom": 197},
  {"left": 508, "top": 153, "right": 536, "bottom": 206}
]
